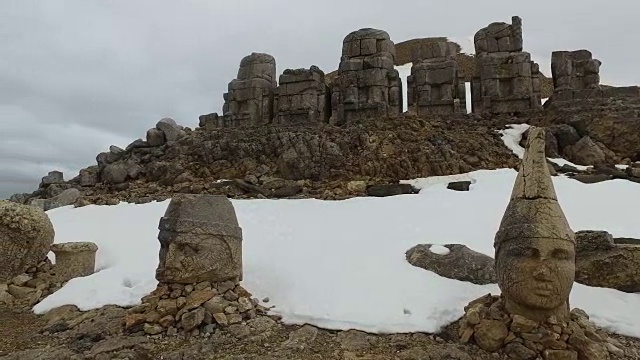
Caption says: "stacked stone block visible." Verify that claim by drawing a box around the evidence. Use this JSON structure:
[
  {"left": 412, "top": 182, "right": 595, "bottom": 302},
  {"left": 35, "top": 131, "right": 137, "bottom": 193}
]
[
  {"left": 471, "top": 16, "right": 542, "bottom": 114},
  {"left": 222, "top": 53, "right": 277, "bottom": 127},
  {"left": 407, "top": 40, "right": 466, "bottom": 115},
  {"left": 274, "top": 66, "right": 329, "bottom": 124},
  {"left": 330, "top": 28, "right": 402, "bottom": 124},
  {"left": 551, "top": 50, "right": 602, "bottom": 101}
]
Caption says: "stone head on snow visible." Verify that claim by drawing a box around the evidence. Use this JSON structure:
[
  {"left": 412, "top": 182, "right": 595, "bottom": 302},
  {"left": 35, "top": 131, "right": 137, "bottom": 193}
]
[
  {"left": 156, "top": 194, "right": 243, "bottom": 284},
  {"left": 494, "top": 127, "right": 576, "bottom": 322}
]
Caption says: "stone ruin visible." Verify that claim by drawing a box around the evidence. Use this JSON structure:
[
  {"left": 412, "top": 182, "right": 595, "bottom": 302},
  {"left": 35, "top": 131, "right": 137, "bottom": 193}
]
[
  {"left": 0, "top": 200, "right": 98, "bottom": 308},
  {"left": 126, "top": 194, "right": 267, "bottom": 336},
  {"left": 221, "top": 53, "right": 277, "bottom": 127},
  {"left": 330, "top": 28, "right": 402, "bottom": 124},
  {"left": 273, "top": 66, "right": 329, "bottom": 125},
  {"left": 458, "top": 128, "right": 621, "bottom": 358},
  {"left": 407, "top": 40, "right": 466, "bottom": 115},
  {"left": 471, "top": 16, "right": 542, "bottom": 114},
  {"left": 550, "top": 49, "right": 640, "bottom": 102}
]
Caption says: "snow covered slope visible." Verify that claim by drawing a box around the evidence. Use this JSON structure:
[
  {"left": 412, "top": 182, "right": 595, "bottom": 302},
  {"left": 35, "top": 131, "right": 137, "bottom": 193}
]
[{"left": 33, "top": 126, "right": 640, "bottom": 338}]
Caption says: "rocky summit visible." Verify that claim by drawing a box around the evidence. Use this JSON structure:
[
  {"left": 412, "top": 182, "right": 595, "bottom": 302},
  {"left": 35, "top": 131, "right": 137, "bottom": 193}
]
[{"left": 2, "top": 12, "right": 640, "bottom": 360}]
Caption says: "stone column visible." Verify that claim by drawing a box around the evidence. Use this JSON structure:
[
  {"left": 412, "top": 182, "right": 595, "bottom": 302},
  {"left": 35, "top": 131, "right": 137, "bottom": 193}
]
[{"left": 51, "top": 242, "right": 98, "bottom": 282}]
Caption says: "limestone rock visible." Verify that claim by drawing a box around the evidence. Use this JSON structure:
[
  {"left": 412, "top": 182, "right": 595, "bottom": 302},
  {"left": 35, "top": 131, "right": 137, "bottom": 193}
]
[
  {"left": 406, "top": 244, "right": 496, "bottom": 285},
  {"left": 0, "top": 201, "right": 55, "bottom": 282},
  {"left": 473, "top": 319, "right": 509, "bottom": 352},
  {"left": 564, "top": 136, "right": 607, "bottom": 165},
  {"left": 575, "top": 230, "right": 640, "bottom": 292},
  {"left": 101, "top": 163, "right": 128, "bottom": 184},
  {"left": 447, "top": 181, "right": 471, "bottom": 191}
]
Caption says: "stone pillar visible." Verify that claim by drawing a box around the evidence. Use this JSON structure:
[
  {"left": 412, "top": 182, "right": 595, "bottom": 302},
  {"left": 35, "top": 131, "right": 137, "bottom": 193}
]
[
  {"left": 330, "top": 28, "right": 402, "bottom": 124},
  {"left": 407, "top": 40, "right": 466, "bottom": 115},
  {"left": 221, "top": 53, "right": 277, "bottom": 127},
  {"left": 551, "top": 50, "right": 603, "bottom": 101},
  {"left": 274, "top": 66, "right": 329, "bottom": 125},
  {"left": 471, "top": 16, "right": 542, "bottom": 114},
  {"left": 51, "top": 242, "right": 98, "bottom": 282}
]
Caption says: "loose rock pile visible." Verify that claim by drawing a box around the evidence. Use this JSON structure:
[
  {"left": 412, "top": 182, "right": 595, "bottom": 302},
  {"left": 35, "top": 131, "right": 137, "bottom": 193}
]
[
  {"left": 459, "top": 294, "right": 625, "bottom": 359},
  {"left": 125, "top": 280, "right": 268, "bottom": 336},
  {"left": 0, "top": 259, "right": 61, "bottom": 309}
]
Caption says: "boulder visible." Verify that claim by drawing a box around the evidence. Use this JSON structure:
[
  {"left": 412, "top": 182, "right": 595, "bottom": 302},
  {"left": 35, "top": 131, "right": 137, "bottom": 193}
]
[
  {"left": 78, "top": 166, "right": 99, "bottom": 187},
  {"left": 156, "top": 118, "right": 184, "bottom": 142},
  {"left": 31, "top": 188, "right": 82, "bottom": 211},
  {"left": 146, "top": 128, "right": 166, "bottom": 147},
  {"left": 101, "top": 163, "right": 128, "bottom": 184},
  {"left": 39, "top": 171, "right": 64, "bottom": 188},
  {"left": 405, "top": 244, "right": 496, "bottom": 285},
  {"left": 575, "top": 230, "right": 640, "bottom": 292},
  {"left": 564, "top": 136, "right": 607, "bottom": 165},
  {"left": 0, "top": 201, "right": 55, "bottom": 282}
]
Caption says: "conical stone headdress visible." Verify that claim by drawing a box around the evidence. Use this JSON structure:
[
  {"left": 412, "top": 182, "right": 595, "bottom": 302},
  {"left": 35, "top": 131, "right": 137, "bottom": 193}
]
[{"left": 494, "top": 127, "right": 575, "bottom": 249}]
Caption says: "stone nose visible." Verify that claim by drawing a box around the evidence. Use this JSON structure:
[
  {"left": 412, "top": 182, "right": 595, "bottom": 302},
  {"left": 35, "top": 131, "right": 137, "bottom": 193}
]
[{"left": 532, "top": 263, "right": 552, "bottom": 281}]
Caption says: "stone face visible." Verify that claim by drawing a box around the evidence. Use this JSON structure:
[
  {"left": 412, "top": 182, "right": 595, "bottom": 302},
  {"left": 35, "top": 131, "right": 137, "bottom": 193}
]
[
  {"left": 407, "top": 41, "right": 466, "bottom": 115},
  {"left": 156, "top": 194, "right": 243, "bottom": 284},
  {"left": 50, "top": 242, "right": 98, "bottom": 283},
  {"left": 330, "top": 28, "right": 402, "bottom": 124},
  {"left": 221, "top": 53, "right": 277, "bottom": 127},
  {"left": 274, "top": 66, "right": 329, "bottom": 125},
  {"left": 0, "top": 201, "right": 55, "bottom": 283},
  {"left": 494, "top": 127, "right": 576, "bottom": 322},
  {"left": 405, "top": 244, "right": 496, "bottom": 285},
  {"left": 472, "top": 16, "right": 541, "bottom": 114}
]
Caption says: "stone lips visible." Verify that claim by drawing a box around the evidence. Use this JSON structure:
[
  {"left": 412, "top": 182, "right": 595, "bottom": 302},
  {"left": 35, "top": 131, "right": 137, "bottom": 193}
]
[{"left": 155, "top": 194, "right": 243, "bottom": 284}]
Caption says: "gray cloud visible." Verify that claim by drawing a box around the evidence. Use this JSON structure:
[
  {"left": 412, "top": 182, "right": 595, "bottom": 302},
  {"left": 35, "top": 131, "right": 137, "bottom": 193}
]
[{"left": 2, "top": 0, "right": 638, "bottom": 198}]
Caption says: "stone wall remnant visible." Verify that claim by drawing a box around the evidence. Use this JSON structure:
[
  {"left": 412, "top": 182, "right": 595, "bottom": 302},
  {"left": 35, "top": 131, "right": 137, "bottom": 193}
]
[
  {"left": 551, "top": 50, "right": 602, "bottom": 101},
  {"left": 330, "top": 28, "right": 402, "bottom": 124},
  {"left": 51, "top": 242, "right": 98, "bottom": 283},
  {"left": 0, "top": 201, "right": 55, "bottom": 282},
  {"left": 274, "top": 66, "right": 329, "bottom": 124},
  {"left": 156, "top": 194, "right": 243, "bottom": 284},
  {"left": 221, "top": 53, "right": 277, "bottom": 127},
  {"left": 471, "top": 16, "right": 542, "bottom": 114},
  {"left": 407, "top": 40, "right": 466, "bottom": 115}
]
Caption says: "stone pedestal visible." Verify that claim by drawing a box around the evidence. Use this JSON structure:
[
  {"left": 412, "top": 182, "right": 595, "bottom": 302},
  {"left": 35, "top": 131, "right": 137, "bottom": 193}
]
[{"left": 51, "top": 242, "right": 98, "bottom": 282}]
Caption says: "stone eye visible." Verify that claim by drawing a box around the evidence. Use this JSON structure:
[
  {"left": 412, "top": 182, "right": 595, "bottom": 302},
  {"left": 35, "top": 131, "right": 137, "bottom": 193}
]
[{"left": 551, "top": 248, "right": 571, "bottom": 260}]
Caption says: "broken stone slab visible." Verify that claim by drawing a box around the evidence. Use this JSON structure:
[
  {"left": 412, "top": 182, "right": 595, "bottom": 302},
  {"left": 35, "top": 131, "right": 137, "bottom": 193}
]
[
  {"left": 51, "top": 242, "right": 99, "bottom": 283},
  {"left": 365, "top": 184, "right": 416, "bottom": 197},
  {"left": 406, "top": 244, "right": 496, "bottom": 285}
]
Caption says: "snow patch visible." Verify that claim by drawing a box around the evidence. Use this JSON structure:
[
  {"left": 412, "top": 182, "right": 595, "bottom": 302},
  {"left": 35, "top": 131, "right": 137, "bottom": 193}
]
[
  {"left": 430, "top": 245, "right": 450, "bottom": 255},
  {"left": 33, "top": 170, "right": 640, "bottom": 338}
]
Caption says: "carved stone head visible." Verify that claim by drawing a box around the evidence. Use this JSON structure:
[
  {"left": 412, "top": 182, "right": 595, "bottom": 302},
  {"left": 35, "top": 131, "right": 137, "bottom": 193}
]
[
  {"left": 494, "top": 127, "right": 576, "bottom": 322},
  {"left": 155, "top": 194, "right": 243, "bottom": 284}
]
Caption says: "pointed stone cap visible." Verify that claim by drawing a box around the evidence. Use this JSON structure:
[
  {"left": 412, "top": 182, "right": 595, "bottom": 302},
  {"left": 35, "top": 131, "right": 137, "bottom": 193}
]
[{"left": 494, "top": 127, "right": 575, "bottom": 246}]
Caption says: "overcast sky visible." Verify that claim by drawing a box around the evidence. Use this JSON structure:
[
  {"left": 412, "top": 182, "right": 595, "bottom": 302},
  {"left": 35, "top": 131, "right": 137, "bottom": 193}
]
[{"left": 2, "top": 1, "right": 638, "bottom": 199}]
